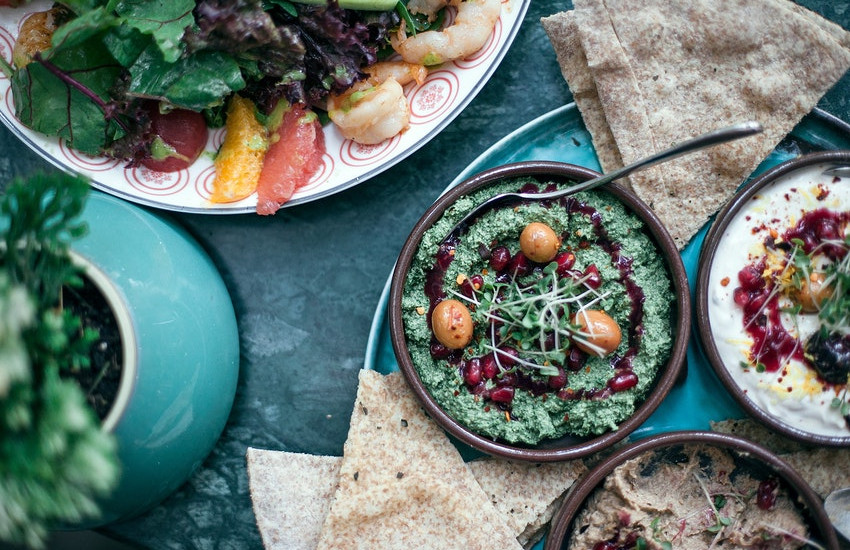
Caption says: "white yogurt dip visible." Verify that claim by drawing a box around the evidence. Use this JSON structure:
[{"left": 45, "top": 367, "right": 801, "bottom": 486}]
[{"left": 707, "top": 162, "right": 850, "bottom": 438}]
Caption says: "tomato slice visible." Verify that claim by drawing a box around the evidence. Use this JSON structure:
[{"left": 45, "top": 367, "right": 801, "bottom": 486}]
[
  {"left": 255, "top": 104, "right": 325, "bottom": 215},
  {"left": 140, "top": 103, "right": 208, "bottom": 173}
]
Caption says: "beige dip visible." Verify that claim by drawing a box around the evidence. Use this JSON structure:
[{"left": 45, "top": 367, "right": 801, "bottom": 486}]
[{"left": 568, "top": 444, "right": 809, "bottom": 549}]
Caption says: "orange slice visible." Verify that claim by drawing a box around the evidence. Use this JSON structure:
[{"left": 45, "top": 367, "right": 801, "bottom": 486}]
[{"left": 210, "top": 95, "right": 268, "bottom": 204}]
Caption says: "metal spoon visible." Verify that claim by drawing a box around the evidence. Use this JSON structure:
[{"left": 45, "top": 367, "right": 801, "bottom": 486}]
[
  {"left": 443, "top": 120, "right": 764, "bottom": 242},
  {"left": 824, "top": 487, "right": 850, "bottom": 544},
  {"left": 823, "top": 166, "right": 850, "bottom": 178}
]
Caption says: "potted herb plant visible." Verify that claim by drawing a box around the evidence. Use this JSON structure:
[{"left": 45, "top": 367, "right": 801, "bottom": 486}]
[
  {"left": 0, "top": 173, "right": 240, "bottom": 547},
  {"left": 0, "top": 173, "right": 119, "bottom": 548}
]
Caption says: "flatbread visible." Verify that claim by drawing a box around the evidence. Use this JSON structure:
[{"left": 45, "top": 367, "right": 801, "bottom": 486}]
[
  {"left": 247, "top": 448, "right": 585, "bottom": 549},
  {"left": 710, "top": 418, "right": 850, "bottom": 500},
  {"left": 467, "top": 457, "right": 588, "bottom": 548},
  {"left": 544, "top": 0, "right": 850, "bottom": 249},
  {"left": 246, "top": 448, "right": 341, "bottom": 550},
  {"left": 781, "top": 447, "right": 850, "bottom": 499},
  {"left": 315, "top": 370, "right": 523, "bottom": 549},
  {"left": 709, "top": 418, "right": 806, "bottom": 455},
  {"left": 540, "top": 11, "right": 622, "bottom": 172}
]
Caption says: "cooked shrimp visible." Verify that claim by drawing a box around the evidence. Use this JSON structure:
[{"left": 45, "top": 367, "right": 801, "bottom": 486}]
[
  {"left": 328, "top": 77, "right": 410, "bottom": 145},
  {"left": 363, "top": 60, "right": 428, "bottom": 89},
  {"left": 391, "top": 0, "right": 501, "bottom": 66},
  {"left": 328, "top": 61, "right": 427, "bottom": 145}
]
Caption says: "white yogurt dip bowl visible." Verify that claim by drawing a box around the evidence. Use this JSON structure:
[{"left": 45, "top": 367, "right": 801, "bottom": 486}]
[{"left": 697, "top": 150, "right": 850, "bottom": 446}]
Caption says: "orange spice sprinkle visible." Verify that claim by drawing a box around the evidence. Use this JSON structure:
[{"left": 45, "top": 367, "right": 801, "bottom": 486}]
[{"left": 720, "top": 276, "right": 730, "bottom": 287}]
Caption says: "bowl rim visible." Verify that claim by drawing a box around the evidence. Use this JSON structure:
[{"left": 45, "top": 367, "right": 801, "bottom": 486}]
[
  {"left": 695, "top": 150, "right": 850, "bottom": 447},
  {"left": 388, "top": 160, "right": 691, "bottom": 461},
  {"left": 544, "top": 430, "right": 839, "bottom": 550}
]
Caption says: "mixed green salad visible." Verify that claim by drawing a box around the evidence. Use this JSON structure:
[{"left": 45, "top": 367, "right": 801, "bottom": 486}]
[{"left": 0, "top": 0, "right": 439, "bottom": 167}]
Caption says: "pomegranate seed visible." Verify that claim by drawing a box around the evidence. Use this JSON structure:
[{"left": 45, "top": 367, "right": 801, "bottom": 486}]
[
  {"left": 436, "top": 245, "right": 454, "bottom": 270},
  {"left": 507, "top": 252, "right": 531, "bottom": 277},
  {"left": 738, "top": 265, "right": 764, "bottom": 291},
  {"left": 548, "top": 366, "right": 567, "bottom": 390},
  {"left": 497, "top": 371, "right": 517, "bottom": 387},
  {"left": 733, "top": 287, "right": 750, "bottom": 307},
  {"left": 481, "top": 354, "right": 498, "bottom": 379},
  {"left": 470, "top": 274, "right": 484, "bottom": 289},
  {"left": 554, "top": 251, "right": 576, "bottom": 275},
  {"left": 459, "top": 282, "right": 474, "bottom": 299},
  {"left": 462, "top": 358, "right": 482, "bottom": 386},
  {"left": 583, "top": 264, "right": 602, "bottom": 289},
  {"left": 566, "top": 347, "right": 587, "bottom": 371},
  {"left": 430, "top": 341, "right": 451, "bottom": 359},
  {"left": 489, "top": 246, "right": 511, "bottom": 271},
  {"left": 470, "top": 381, "right": 490, "bottom": 398},
  {"left": 593, "top": 542, "right": 618, "bottom": 550},
  {"left": 496, "top": 346, "right": 519, "bottom": 367},
  {"left": 757, "top": 477, "right": 778, "bottom": 510},
  {"left": 815, "top": 218, "right": 839, "bottom": 241},
  {"left": 608, "top": 370, "right": 638, "bottom": 392},
  {"left": 490, "top": 386, "right": 514, "bottom": 403},
  {"left": 743, "top": 292, "right": 767, "bottom": 318}
]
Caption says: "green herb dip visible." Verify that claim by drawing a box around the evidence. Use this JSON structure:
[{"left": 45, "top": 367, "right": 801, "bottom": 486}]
[{"left": 401, "top": 176, "right": 674, "bottom": 445}]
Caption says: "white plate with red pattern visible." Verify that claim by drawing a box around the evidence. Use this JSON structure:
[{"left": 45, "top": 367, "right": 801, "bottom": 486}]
[{"left": 0, "top": 0, "right": 528, "bottom": 214}]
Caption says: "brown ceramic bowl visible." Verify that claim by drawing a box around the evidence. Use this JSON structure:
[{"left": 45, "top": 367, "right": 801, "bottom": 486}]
[
  {"left": 696, "top": 150, "right": 850, "bottom": 447},
  {"left": 545, "top": 431, "right": 838, "bottom": 549},
  {"left": 388, "top": 161, "right": 690, "bottom": 461}
]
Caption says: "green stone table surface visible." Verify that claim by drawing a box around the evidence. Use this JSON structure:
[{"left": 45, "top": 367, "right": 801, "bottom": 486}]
[{"left": 1, "top": 2, "right": 848, "bottom": 549}]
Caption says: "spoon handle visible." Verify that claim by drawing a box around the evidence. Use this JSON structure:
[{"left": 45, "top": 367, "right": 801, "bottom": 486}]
[{"left": 534, "top": 120, "right": 764, "bottom": 199}]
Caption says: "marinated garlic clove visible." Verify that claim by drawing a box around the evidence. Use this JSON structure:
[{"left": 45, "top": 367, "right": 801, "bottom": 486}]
[
  {"left": 519, "top": 222, "right": 561, "bottom": 263},
  {"left": 792, "top": 271, "right": 831, "bottom": 313},
  {"left": 431, "top": 299, "right": 473, "bottom": 349},
  {"left": 571, "top": 309, "right": 622, "bottom": 357}
]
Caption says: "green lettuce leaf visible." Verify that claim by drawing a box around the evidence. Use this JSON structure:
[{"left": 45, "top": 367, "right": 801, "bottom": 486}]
[
  {"left": 127, "top": 44, "right": 245, "bottom": 110},
  {"left": 111, "top": 0, "right": 196, "bottom": 63},
  {"left": 11, "top": 33, "right": 125, "bottom": 155}
]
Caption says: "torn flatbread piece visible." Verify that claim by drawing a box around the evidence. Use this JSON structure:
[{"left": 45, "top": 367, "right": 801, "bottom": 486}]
[
  {"left": 540, "top": 11, "right": 622, "bottom": 172},
  {"left": 246, "top": 448, "right": 341, "bottom": 550},
  {"left": 544, "top": 0, "right": 850, "bottom": 249},
  {"left": 709, "top": 418, "right": 806, "bottom": 455},
  {"left": 710, "top": 418, "right": 850, "bottom": 499},
  {"left": 781, "top": 447, "right": 850, "bottom": 499},
  {"left": 468, "top": 457, "right": 588, "bottom": 548},
  {"left": 316, "top": 370, "right": 523, "bottom": 550}
]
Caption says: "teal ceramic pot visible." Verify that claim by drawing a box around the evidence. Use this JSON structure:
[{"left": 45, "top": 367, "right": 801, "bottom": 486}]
[{"left": 70, "top": 191, "right": 239, "bottom": 527}]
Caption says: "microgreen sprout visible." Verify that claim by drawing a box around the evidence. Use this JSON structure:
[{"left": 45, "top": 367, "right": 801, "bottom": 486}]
[
  {"left": 455, "top": 260, "right": 609, "bottom": 376},
  {"left": 831, "top": 382, "right": 850, "bottom": 416},
  {"left": 694, "top": 473, "right": 733, "bottom": 536},
  {"left": 817, "top": 234, "right": 850, "bottom": 335},
  {"left": 648, "top": 517, "right": 673, "bottom": 550}
]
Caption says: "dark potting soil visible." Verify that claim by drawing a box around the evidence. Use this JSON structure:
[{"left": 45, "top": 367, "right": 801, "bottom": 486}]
[{"left": 62, "top": 276, "right": 123, "bottom": 422}]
